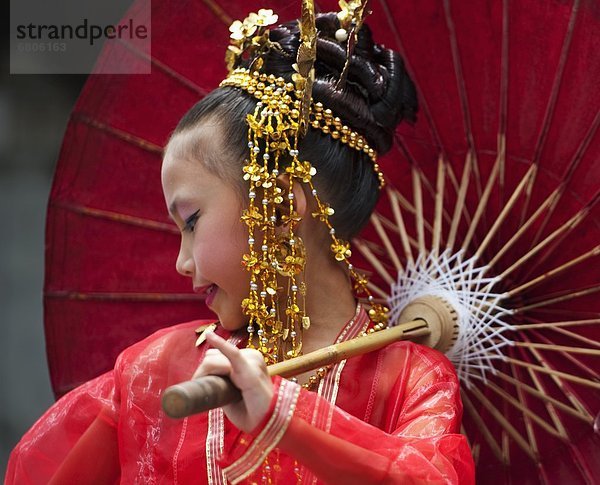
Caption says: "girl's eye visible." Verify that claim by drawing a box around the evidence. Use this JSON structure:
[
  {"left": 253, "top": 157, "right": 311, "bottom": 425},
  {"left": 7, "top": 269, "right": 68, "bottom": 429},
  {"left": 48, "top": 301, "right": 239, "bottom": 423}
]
[{"left": 184, "top": 210, "right": 200, "bottom": 232}]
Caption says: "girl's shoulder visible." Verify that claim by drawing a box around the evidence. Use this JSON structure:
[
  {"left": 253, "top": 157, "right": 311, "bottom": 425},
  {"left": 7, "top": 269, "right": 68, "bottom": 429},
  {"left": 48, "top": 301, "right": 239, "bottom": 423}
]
[{"left": 378, "top": 339, "right": 459, "bottom": 385}]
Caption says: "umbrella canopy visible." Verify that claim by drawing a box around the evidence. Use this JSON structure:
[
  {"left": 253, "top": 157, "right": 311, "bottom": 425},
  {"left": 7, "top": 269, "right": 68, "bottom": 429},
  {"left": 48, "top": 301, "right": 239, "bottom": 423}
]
[{"left": 44, "top": 0, "right": 599, "bottom": 482}]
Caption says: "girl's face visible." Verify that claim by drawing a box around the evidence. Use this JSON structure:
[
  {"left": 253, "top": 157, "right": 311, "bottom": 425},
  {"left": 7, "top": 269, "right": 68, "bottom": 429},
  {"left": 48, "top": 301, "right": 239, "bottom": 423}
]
[{"left": 161, "top": 124, "right": 250, "bottom": 332}]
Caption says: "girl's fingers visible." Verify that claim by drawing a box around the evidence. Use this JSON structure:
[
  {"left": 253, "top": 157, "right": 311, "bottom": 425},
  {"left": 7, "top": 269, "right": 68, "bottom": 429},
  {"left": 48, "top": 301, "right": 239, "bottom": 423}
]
[
  {"left": 192, "top": 361, "right": 232, "bottom": 380},
  {"left": 204, "top": 331, "right": 247, "bottom": 371},
  {"left": 204, "top": 332, "right": 268, "bottom": 387},
  {"left": 192, "top": 352, "right": 231, "bottom": 379}
]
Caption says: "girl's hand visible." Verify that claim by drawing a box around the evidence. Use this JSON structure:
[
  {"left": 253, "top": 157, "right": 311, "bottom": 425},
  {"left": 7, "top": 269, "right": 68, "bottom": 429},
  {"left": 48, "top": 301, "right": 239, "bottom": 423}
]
[{"left": 193, "top": 331, "right": 274, "bottom": 433}]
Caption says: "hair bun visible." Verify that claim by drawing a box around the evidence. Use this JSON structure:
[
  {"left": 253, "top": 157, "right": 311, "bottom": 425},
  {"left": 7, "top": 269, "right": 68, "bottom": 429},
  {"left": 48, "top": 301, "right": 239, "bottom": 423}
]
[{"left": 267, "top": 12, "right": 418, "bottom": 155}]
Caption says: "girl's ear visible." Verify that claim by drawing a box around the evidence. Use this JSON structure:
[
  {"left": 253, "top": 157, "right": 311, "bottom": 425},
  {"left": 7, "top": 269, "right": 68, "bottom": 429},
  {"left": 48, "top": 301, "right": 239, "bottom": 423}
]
[{"left": 274, "top": 173, "right": 308, "bottom": 226}]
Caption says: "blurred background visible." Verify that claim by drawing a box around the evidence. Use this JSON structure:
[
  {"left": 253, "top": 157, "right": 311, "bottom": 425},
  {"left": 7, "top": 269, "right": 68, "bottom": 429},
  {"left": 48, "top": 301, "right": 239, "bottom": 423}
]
[
  {"left": 3, "top": 0, "right": 137, "bottom": 474},
  {"left": 0, "top": 54, "right": 87, "bottom": 475}
]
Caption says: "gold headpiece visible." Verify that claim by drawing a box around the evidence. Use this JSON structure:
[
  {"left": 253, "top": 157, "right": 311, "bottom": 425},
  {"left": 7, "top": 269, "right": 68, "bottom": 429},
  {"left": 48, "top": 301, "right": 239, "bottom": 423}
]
[
  {"left": 222, "top": 1, "right": 388, "bottom": 365},
  {"left": 221, "top": 68, "right": 383, "bottom": 185}
]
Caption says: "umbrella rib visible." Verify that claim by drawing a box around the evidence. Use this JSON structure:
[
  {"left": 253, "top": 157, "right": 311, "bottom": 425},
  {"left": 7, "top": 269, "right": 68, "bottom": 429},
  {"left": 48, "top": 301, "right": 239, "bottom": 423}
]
[
  {"left": 530, "top": 0, "right": 580, "bottom": 164},
  {"left": 506, "top": 244, "right": 600, "bottom": 297},
  {"left": 468, "top": 386, "right": 537, "bottom": 462},
  {"left": 432, "top": 155, "right": 445, "bottom": 254},
  {"left": 443, "top": 0, "right": 482, "bottom": 200},
  {"left": 72, "top": 113, "right": 163, "bottom": 154},
  {"left": 494, "top": 370, "right": 591, "bottom": 424},
  {"left": 519, "top": 0, "right": 580, "bottom": 225},
  {"left": 376, "top": 214, "right": 421, "bottom": 249},
  {"left": 461, "top": 134, "right": 505, "bottom": 253},
  {"left": 485, "top": 380, "right": 565, "bottom": 441},
  {"left": 497, "top": 0, "right": 508, "bottom": 208},
  {"left": 508, "top": 357, "right": 570, "bottom": 441},
  {"left": 522, "top": 309, "right": 600, "bottom": 320},
  {"left": 386, "top": 185, "right": 416, "bottom": 214},
  {"left": 487, "top": 186, "right": 557, "bottom": 268},
  {"left": 389, "top": 190, "right": 414, "bottom": 265},
  {"left": 515, "top": 344, "right": 594, "bottom": 423},
  {"left": 378, "top": 0, "right": 446, "bottom": 154},
  {"left": 201, "top": 0, "right": 233, "bottom": 26},
  {"left": 354, "top": 240, "right": 395, "bottom": 286},
  {"left": 446, "top": 151, "right": 472, "bottom": 251},
  {"left": 359, "top": 238, "right": 412, "bottom": 261},
  {"left": 430, "top": 158, "right": 465, "bottom": 230},
  {"left": 460, "top": 423, "right": 477, "bottom": 465},
  {"left": 498, "top": 0, "right": 510, "bottom": 153},
  {"left": 512, "top": 318, "right": 600, "bottom": 330},
  {"left": 413, "top": 159, "right": 442, "bottom": 210},
  {"left": 528, "top": 329, "right": 600, "bottom": 380},
  {"left": 530, "top": 109, "right": 600, "bottom": 250},
  {"left": 517, "top": 192, "right": 600, "bottom": 285},
  {"left": 503, "top": 356, "right": 600, "bottom": 391},
  {"left": 116, "top": 38, "right": 209, "bottom": 96},
  {"left": 389, "top": 137, "right": 447, "bottom": 224},
  {"left": 496, "top": 192, "right": 598, "bottom": 281},
  {"left": 461, "top": 390, "right": 505, "bottom": 463},
  {"left": 511, "top": 285, "right": 600, "bottom": 314},
  {"left": 412, "top": 166, "right": 426, "bottom": 255},
  {"left": 365, "top": 282, "right": 388, "bottom": 300},
  {"left": 382, "top": 185, "right": 435, "bottom": 236},
  {"left": 496, "top": 366, "right": 549, "bottom": 462},
  {"left": 545, "top": 325, "right": 600, "bottom": 349},
  {"left": 45, "top": 290, "right": 200, "bottom": 301},
  {"left": 512, "top": 341, "right": 600, "bottom": 357},
  {"left": 370, "top": 214, "right": 403, "bottom": 273},
  {"left": 475, "top": 163, "right": 536, "bottom": 261},
  {"left": 52, "top": 201, "right": 178, "bottom": 233}
]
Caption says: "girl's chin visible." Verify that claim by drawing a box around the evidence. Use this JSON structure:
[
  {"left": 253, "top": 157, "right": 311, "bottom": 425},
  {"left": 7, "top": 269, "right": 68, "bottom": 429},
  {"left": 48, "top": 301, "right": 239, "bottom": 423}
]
[{"left": 214, "top": 308, "right": 248, "bottom": 332}]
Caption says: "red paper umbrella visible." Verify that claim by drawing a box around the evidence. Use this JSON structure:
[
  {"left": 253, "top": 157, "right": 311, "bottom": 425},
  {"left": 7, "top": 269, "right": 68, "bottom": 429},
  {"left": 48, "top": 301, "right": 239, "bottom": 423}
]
[
  {"left": 45, "top": 0, "right": 599, "bottom": 482},
  {"left": 344, "top": 0, "right": 600, "bottom": 483}
]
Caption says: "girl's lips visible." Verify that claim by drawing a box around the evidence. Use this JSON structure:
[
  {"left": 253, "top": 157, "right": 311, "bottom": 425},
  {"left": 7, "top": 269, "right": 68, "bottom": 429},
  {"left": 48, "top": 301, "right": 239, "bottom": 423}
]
[{"left": 204, "top": 284, "right": 217, "bottom": 307}]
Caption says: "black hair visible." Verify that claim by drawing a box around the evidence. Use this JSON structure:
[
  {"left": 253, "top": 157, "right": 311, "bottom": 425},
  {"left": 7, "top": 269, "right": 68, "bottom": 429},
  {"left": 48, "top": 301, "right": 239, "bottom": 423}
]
[{"left": 170, "top": 12, "right": 418, "bottom": 239}]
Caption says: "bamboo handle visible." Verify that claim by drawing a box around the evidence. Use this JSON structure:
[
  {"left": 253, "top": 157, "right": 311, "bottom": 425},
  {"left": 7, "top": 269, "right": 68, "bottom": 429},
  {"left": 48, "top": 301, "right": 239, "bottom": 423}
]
[
  {"left": 162, "top": 375, "right": 242, "bottom": 419},
  {"left": 162, "top": 318, "right": 430, "bottom": 418},
  {"left": 268, "top": 319, "right": 429, "bottom": 378}
]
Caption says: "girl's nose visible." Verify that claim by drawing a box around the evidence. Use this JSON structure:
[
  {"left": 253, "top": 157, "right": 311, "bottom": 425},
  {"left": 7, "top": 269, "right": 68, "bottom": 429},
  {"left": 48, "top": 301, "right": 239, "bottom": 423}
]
[{"left": 175, "top": 241, "right": 194, "bottom": 277}]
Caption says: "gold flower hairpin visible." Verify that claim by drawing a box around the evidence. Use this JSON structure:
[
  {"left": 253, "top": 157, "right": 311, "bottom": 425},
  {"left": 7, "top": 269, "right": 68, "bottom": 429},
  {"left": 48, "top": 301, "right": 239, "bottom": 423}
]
[{"left": 226, "top": 8, "right": 280, "bottom": 72}]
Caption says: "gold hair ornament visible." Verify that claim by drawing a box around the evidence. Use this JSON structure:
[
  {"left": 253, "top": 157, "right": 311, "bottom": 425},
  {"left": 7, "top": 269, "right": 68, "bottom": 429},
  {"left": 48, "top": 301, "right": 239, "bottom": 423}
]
[
  {"left": 221, "top": 68, "right": 382, "bottom": 182},
  {"left": 226, "top": 8, "right": 281, "bottom": 73},
  {"left": 221, "top": 5, "right": 389, "bottom": 366},
  {"left": 335, "top": 0, "right": 371, "bottom": 89}
]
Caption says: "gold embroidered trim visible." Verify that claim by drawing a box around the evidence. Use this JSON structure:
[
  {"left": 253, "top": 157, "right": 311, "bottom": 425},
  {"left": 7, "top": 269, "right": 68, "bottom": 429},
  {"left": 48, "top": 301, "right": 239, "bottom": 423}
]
[
  {"left": 206, "top": 334, "right": 243, "bottom": 485},
  {"left": 224, "top": 379, "right": 301, "bottom": 484}
]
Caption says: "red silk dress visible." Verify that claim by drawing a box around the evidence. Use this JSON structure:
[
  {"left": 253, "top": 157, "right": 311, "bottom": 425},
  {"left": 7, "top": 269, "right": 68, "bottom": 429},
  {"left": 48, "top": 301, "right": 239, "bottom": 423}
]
[{"left": 6, "top": 304, "right": 475, "bottom": 484}]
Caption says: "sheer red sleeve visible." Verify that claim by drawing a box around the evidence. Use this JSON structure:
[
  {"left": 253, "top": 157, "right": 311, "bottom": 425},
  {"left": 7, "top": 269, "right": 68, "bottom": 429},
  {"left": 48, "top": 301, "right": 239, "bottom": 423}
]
[
  {"left": 5, "top": 371, "right": 120, "bottom": 484},
  {"left": 220, "top": 342, "right": 474, "bottom": 484},
  {"left": 278, "top": 343, "right": 475, "bottom": 484}
]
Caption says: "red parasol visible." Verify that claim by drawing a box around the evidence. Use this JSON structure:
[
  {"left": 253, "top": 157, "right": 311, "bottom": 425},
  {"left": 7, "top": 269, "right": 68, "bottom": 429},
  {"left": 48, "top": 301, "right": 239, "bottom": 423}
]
[{"left": 44, "top": 0, "right": 599, "bottom": 483}]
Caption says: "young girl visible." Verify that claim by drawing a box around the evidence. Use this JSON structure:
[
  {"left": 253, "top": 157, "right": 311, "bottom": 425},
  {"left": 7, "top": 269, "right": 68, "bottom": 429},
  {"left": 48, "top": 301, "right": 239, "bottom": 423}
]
[{"left": 6, "top": 9, "right": 474, "bottom": 484}]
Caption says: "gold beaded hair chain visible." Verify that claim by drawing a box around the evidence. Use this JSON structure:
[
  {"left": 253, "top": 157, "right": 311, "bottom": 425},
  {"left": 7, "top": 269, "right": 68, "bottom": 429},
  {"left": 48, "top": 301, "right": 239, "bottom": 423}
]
[{"left": 219, "top": 1, "right": 388, "bottom": 366}]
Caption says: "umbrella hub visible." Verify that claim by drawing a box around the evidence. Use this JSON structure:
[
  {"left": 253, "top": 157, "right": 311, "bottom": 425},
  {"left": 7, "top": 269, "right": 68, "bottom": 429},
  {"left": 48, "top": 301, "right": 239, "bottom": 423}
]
[
  {"left": 386, "top": 250, "right": 513, "bottom": 385},
  {"left": 397, "top": 295, "right": 458, "bottom": 354}
]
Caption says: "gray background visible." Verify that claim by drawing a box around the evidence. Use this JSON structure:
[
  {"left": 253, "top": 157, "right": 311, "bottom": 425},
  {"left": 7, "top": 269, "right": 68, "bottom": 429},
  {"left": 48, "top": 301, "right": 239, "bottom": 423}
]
[
  {"left": 3, "top": 0, "right": 138, "bottom": 476},
  {"left": 0, "top": 64, "right": 87, "bottom": 477}
]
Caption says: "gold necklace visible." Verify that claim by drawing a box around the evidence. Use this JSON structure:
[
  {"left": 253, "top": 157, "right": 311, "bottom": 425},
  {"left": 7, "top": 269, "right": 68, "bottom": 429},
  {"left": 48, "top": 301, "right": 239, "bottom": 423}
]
[{"left": 294, "top": 318, "right": 388, "bottom": 391}]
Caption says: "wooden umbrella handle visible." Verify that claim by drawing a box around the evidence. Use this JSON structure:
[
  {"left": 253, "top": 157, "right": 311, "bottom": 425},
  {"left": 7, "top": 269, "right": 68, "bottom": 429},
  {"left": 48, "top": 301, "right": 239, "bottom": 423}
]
[
  {"left": 162, "top": 375, "right": 242, "bottom": 418},
  {"left": 162, "top": 318, "right": 431, "bottom": 418}
]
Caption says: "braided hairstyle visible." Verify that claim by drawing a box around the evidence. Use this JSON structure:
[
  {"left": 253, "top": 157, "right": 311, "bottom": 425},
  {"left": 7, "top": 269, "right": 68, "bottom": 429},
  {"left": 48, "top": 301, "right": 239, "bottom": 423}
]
[{"left": 171, "top": 12, "right": 418, "bottom": 239}]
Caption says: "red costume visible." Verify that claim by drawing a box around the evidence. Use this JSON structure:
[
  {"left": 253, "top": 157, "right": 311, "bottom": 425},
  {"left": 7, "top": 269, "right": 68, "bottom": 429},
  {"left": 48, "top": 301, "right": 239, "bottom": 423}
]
[{"left": 7, "top": 304, "right": 474, "bottom": 484}]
